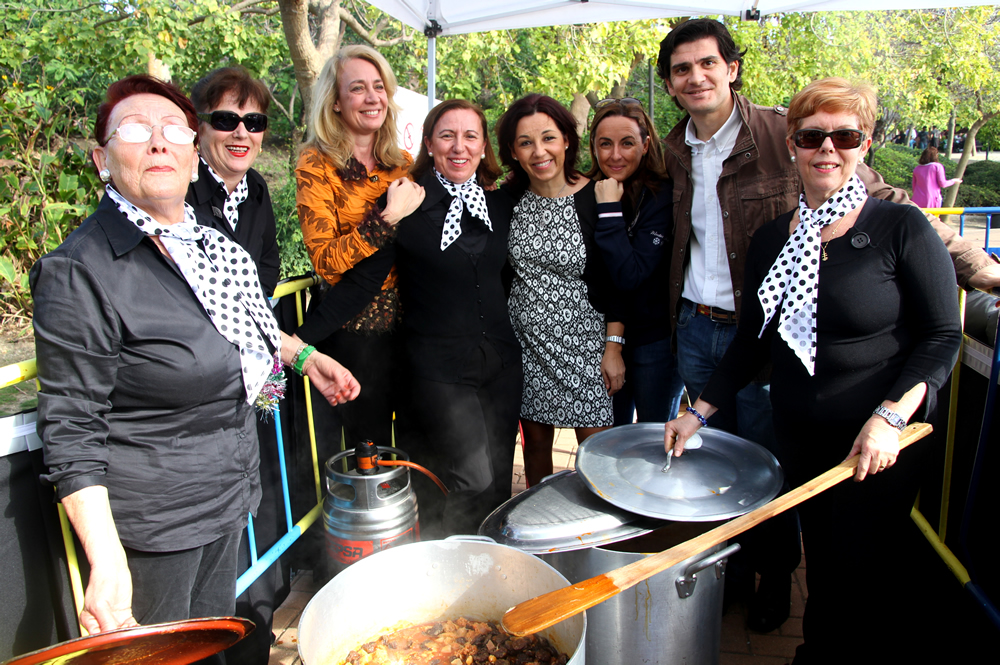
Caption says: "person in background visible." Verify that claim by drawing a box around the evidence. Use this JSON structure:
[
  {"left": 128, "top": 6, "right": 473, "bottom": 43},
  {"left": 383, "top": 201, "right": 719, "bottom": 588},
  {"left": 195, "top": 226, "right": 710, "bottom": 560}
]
[
  {"left": 187, "top": 67, "right": 279, "bottom": 297},
  {"left": 31, "top": 75, "right": 358, "bottom": 649},
  {"left": 295, "top": 45, "right": 424, "bottom": 451},
  {"left": 665, "top": 77, "right": 961, "bottom": 664},
  {"left": 495, "top": 94, "right": 623, "bottom": 488},
  {"left": 657, "top": 18, "right": 1000, "bottom": 633},
  {"left": 393, "top": 100, "right": 522, "bottom": 537},
  {"left": 587, "top": 97, "right": 684, "bottom": 424},
  {"left": 186, "top": 66, "right": 282, "bottom": 665},
  {"left": 912, "top": 146, "right": 962, "bottom": 208}
]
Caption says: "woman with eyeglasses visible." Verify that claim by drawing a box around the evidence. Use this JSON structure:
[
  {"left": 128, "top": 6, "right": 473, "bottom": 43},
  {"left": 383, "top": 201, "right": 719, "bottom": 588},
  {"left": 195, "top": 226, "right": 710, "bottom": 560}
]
[
  {"left": 588, "top": 98, "right": 684, "bottom": 425},
  {"left": 664, "top": 78, "right": 961, "bottom": 662},
  {"left": 30, "top": 75, "right": 360, "bottom": 641},
  {"left": 495, "top": 94, "right": 623, "bottom": 488},
  {"left": 187, "top": 67, "right": 279, "bottom": 297},
  {"left": 295, "top": 45, "right": 425, "bottom": 454}
]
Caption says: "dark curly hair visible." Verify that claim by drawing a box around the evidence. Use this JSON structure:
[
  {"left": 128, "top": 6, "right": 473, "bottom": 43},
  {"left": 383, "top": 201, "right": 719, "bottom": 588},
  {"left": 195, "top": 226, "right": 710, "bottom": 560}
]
[{"left": 495, "top": 94, "right": 580, "bottom": 198}]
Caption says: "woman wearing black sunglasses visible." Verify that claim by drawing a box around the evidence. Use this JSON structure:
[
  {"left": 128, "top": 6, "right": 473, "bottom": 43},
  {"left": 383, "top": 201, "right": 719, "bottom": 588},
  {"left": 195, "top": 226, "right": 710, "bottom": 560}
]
[
  {"left": 187, "top": 66, "right": 280, "bottom": 297},
  {"left": 665, "top": 78, "right": 961, "bottom": 663}
]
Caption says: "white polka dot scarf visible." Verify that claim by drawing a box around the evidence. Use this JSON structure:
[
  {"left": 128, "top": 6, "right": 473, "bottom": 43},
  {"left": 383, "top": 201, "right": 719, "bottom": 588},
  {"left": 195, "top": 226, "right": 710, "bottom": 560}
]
[
  {"left": 433, "top": 169, "right": 491, "bottom": 251},
  {"left": 202, "top": 157, "right": 248, "bottom": 231},
  {"left": 107, "top": 185, "right": 281, "bottom": 404},
  {"left": 756, "top": 174, "right": 868, "bottom": 376}
]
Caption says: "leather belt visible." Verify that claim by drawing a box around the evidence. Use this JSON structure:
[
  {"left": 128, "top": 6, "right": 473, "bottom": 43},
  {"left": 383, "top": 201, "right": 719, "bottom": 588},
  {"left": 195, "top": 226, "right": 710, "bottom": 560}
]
[{"left": 695, "top": 303, "right": 738, "bottom": 324}]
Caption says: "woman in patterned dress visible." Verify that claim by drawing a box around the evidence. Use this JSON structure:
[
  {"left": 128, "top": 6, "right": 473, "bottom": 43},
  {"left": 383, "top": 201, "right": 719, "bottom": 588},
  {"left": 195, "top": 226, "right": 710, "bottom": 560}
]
[
  {"left": 496, "top": 94, "right": 624, "bottom": 487},
  {"left": 295, "top": 45, "right": 424, "bottom": 450}
]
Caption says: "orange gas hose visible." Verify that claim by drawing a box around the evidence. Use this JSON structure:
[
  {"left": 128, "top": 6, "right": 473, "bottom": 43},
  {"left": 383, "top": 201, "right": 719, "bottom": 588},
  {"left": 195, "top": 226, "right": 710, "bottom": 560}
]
[{"left": 378, "top": 460, "right": 449, "bottom": 496}]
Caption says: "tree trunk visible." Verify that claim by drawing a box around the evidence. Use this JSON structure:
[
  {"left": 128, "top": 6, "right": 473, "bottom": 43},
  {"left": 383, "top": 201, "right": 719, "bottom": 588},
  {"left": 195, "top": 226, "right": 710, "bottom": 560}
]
[
  {"left": 946, "top": 109, "right": 956, "bottom": 158},
  {"left": 278, "top": 0, "right": 325, "bottom": 124},
  {"left": 570, "top": 93, "right": 591, "bottom": 138},
  {"left": 943, "top": 111, "right": 998, "bottom": 207}
]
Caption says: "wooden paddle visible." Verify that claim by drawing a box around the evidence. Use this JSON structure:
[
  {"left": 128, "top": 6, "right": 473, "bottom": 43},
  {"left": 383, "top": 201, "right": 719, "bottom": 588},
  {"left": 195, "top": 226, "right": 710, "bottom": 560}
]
[{"left": 501, "top": 422, "right": 932, "bottom": 637}]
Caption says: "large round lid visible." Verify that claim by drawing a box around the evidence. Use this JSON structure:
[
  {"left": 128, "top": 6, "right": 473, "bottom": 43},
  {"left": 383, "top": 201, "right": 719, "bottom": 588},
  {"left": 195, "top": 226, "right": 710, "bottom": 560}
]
[
  {"left": 479, "top": 470, "right": 667, "bottom": 553},
  {"left": 2, "top": 617, "right": 254, "bottom": 665},
  {"left": 576, "top": 423, "right": 784, "bottom": 522}
]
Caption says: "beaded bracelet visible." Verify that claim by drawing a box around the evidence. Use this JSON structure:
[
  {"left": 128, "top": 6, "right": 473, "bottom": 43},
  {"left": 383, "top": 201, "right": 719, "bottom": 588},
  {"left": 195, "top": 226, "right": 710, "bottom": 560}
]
[{"left": 686, "top": 406, "right": 709, "bottom": 428}]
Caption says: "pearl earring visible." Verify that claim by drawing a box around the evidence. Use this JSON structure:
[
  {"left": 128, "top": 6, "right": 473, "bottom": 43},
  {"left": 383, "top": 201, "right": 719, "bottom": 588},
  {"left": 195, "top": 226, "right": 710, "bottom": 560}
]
[
  {"left": 191, "top": 170, "right": 199, "bottom": 183},
  {"left": 790, "top": 155, "right": 796, "bottom": 163},
  {"left": 99, "top": 169, "right": 111, "bottom": 182},
  {"left": 428, "top": 151, "right": 433, "bottom": 156},
  {"left": 481, "top": 154, "right": 486, "bottom": 159}
]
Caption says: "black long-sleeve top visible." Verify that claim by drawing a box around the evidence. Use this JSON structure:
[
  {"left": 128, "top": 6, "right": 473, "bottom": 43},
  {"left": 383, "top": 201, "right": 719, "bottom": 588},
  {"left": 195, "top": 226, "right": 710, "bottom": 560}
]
[
  {"left": 701, "top": 198, "right": 962, "bottom": 430},
  {"left": 394, "top": 171, "right": 521, "bottom": 384},
  {"left": 30, "top": 195, "right": 261, "bottom": 552},
  {"left": 186, "top": 160, "right": 280, "bottom": 297},
  {"left": 594, "top": 183, "right": 673, "bottom": 346}
]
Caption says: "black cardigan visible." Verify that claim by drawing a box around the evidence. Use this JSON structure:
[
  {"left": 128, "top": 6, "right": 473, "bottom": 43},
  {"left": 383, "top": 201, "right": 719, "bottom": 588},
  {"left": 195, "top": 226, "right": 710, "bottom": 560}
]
[
  {"left": 394, "top": 171, "right": 521, "bottom": 383},
  {"left": 186, "top": 160, "right": 280, "bottom": 297}
]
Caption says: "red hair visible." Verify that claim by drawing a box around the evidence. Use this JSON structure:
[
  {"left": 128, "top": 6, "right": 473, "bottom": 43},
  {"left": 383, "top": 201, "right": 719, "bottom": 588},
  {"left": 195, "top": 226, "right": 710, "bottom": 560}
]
[{"left": 94, "top": 75, "right": 199, "bottom": 146}]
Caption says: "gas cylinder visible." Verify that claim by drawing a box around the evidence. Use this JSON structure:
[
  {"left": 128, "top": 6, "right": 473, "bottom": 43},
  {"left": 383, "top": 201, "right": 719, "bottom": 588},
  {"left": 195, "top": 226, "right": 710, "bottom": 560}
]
[{"left": 323, "top": 441, "right": 419, "bottom": 576}]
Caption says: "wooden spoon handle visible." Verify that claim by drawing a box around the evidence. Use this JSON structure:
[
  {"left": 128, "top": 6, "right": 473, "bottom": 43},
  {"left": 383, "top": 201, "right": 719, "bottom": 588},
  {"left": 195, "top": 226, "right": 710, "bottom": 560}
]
[{"left": 501, "top": 422, "right": 932, "bottom": 637}]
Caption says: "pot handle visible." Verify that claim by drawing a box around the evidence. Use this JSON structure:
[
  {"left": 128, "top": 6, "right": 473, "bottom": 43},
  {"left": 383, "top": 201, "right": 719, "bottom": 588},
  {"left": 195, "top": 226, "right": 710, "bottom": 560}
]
[
  {"left": 674, "top": 543, "right": 741, "bottom": 599},
  {"left": 445, "top": 535, "right": 497, "bottom": 544}
]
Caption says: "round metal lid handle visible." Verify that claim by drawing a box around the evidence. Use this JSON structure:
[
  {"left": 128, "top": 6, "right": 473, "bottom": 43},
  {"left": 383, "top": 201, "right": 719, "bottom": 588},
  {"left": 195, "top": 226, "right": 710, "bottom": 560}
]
[{"left": 674, "top": 543, "right": 742, "bottom": 599}]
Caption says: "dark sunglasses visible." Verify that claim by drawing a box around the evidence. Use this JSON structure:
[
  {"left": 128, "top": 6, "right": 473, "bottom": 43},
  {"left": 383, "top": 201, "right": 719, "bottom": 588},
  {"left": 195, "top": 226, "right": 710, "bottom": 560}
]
[
  {"left": 793, "top": 129, "right": 866, "bottom": 149},
  {"left": 198, "top": 111, "right": 268, "bottom": 133},
  {"left": 595, "top": 97, "right": 643, "bottom": 109}
]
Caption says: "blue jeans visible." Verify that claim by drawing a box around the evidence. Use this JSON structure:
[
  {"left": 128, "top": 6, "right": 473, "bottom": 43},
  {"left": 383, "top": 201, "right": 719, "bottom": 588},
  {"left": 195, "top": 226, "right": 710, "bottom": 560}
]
[
  {"left": 612, "top": 337, "right": 685, "bottom": 425},
  {"left": 676, "top": 299, "right": 776, "bottom": 452}
]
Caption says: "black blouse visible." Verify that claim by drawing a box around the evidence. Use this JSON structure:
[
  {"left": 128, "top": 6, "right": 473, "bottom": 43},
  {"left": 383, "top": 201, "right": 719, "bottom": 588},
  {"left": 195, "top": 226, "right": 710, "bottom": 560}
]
[{"left": 30, "top": 195, "right": 260, "bottom": 552}]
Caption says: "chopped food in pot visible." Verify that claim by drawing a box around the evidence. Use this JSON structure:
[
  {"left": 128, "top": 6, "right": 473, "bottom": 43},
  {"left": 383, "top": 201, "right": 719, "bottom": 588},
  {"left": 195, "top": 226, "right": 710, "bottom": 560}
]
[{"left": 340, "top": 616, "right": 569, "bottom": 665}]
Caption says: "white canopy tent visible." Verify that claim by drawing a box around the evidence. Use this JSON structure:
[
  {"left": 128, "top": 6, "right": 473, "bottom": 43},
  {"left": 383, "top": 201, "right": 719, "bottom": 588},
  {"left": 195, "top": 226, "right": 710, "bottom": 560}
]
[{"left": 363, "top": 0, "right": 996, "bottom": 107}]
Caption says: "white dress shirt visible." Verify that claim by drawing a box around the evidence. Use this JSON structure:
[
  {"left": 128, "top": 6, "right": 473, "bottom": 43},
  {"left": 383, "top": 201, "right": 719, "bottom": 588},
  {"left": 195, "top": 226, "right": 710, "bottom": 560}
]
[{"left": 680, "top": 104, "right": 743, "bottom": 311}]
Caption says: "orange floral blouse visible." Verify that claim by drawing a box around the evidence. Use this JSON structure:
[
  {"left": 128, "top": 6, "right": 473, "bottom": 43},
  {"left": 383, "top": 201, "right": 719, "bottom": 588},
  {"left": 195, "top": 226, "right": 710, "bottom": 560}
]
[{"left": 296, "top": 147, "right": 413, "bottom": 333}]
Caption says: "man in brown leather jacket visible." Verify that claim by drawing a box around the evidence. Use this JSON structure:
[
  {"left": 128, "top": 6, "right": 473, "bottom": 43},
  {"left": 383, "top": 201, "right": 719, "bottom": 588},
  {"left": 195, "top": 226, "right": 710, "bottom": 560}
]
[{"left": 657, "top": 17, "right": 1000, "bottom": 637}]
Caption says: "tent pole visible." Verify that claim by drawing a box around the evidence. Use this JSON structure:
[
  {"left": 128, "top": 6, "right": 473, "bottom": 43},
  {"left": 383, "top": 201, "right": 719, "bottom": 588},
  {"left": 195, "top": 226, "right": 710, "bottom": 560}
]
[
  {"left": 648, "top": 60, "right": 654, "bottom": 124},
  {"left": 425, "top": 20, "right": 442, "bottom": 110}
]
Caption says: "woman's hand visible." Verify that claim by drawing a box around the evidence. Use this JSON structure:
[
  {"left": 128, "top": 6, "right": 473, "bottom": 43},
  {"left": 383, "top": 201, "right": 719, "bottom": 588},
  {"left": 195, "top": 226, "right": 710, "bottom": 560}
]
[
  {"left": 302, "top": 351, "right": 362, "bottom": 405},
  {"left": 664, "top": 399, "right": 717, "bottom": 456},
  {"left": 846, "top": 416, "right": 901, "bottom": 481},
  {"left": 594, "top": 178, "right": 624, "bottom": 204},
  {"left": 601, "top": 343, "right": 625, "bottom": 396},
  {"left": 664, "top": 412, "right": 704, "bottom": 456},
  {"left": 81, "top": 558, "right": 138, "bottom": 634},
  {"left": 382, "top": 177, "right": 426, "bottom": 225}
]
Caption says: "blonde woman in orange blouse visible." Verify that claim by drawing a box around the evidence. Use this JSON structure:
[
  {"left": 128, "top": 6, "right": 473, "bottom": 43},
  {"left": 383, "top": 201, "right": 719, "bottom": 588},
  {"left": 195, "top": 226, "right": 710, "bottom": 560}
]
[{"left": 296, "top": 45, "right": 424, "bottom": 450}]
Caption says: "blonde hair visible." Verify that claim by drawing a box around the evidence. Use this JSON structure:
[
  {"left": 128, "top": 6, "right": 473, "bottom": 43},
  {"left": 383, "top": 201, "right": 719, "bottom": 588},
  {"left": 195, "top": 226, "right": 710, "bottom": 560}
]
[
  {"left": 786, "top": 77, "right": 877, "bottom": 140},
  {"left": 304, "top": 45, "right": 408, "bottom": 171}
]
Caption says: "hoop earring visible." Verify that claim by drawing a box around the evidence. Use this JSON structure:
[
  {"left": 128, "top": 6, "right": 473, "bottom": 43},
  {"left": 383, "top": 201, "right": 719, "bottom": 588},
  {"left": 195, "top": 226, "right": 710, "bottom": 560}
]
[{"left": 99, "top": 169, "right": 111, "bottom": 183}]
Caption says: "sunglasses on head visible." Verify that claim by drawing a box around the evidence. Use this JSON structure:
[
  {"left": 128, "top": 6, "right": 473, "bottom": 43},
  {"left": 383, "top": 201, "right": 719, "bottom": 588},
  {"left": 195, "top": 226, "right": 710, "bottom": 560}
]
[
  {"left": 793, "top": 129, "right": 866, "bottom": 150},
  {"left": 595, "top": 97, "right": 643, "bottom": 110},
  {"left": 110, "top": 123, "right": 197, "bottom": 145},
  {"left": 198, "top": 110, "right": 268, "bottom": 133}
]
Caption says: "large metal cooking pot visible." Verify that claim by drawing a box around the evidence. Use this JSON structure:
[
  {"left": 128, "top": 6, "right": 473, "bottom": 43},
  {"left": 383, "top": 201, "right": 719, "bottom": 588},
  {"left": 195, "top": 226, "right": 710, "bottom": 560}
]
[
  {"left": 480, "top": 463, "right": 759, "bottom": 665},
  {"left": 297, "top": 536, "right": 586, "bottom": 665}
]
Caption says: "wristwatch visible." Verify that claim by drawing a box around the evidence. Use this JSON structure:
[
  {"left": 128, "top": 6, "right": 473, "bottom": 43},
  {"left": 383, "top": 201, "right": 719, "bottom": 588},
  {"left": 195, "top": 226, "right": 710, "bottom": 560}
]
[
  {"left": 873, "top": 405, "right": 906, "bottom": 432},
  {"left": 605, "top": 335, "right": 625, "bottom": 345}
]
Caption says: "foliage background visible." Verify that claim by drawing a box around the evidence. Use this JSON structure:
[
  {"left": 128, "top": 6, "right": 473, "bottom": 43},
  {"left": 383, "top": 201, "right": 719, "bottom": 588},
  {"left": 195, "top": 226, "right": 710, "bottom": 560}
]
[{"left": 3, "top": 5, "right": 1000, "bottom": 322}]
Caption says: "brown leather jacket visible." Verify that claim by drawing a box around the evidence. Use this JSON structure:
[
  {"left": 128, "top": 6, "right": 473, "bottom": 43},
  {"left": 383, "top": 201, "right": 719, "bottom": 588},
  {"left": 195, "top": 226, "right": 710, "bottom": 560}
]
[{"left": 663, "top": 93, "right": 994, "bottom": 330}]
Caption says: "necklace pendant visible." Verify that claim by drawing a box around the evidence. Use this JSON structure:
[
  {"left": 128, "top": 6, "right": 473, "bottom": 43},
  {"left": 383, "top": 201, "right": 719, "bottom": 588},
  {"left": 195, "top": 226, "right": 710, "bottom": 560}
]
[{"left": 821, "top": 246, "right": 829, "bottom": 262}]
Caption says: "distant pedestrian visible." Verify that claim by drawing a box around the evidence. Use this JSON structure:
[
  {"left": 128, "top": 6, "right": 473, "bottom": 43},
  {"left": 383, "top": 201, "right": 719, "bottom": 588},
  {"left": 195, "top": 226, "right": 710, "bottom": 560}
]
[
  {"left": 918, "top": 126, "right": 929, "bottom": 149},
  {"left": 912, "top": 147, "right": 962, "bottom": 208}
]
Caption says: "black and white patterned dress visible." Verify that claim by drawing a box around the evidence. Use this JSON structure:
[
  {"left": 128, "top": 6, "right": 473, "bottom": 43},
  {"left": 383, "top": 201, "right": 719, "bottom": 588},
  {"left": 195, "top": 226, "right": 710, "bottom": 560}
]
[{"left": 508, "top": 190, "right": 613, "bottom": 427}]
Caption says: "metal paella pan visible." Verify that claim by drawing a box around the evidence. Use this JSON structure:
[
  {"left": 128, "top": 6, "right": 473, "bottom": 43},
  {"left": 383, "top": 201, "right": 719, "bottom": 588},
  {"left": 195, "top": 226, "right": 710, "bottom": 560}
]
[{"left": 575, "top": 423, "right": 784, "bottom": 522}]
